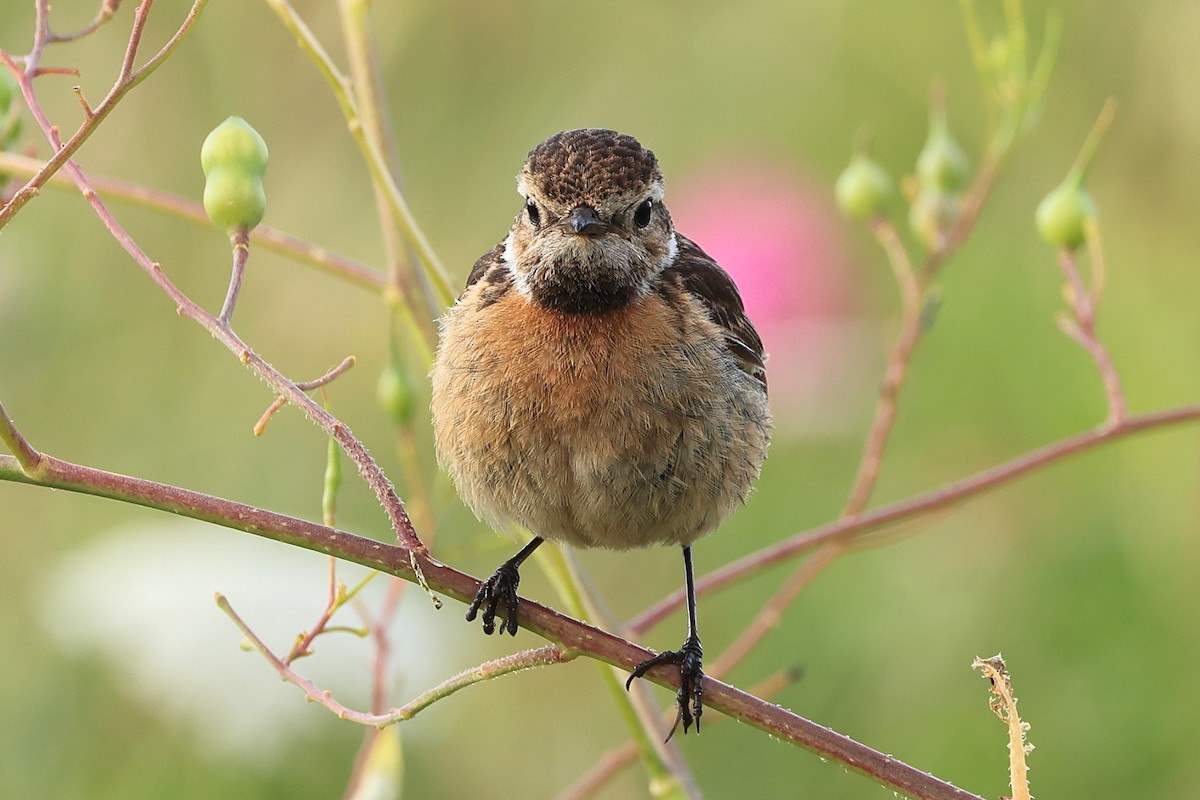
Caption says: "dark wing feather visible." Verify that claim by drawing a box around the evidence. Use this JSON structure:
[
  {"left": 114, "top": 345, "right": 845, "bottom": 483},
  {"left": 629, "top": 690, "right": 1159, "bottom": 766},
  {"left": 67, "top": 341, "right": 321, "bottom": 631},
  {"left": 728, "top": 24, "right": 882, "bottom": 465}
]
[
  {"left": 463, "top": 242, "right": 505, "bottom": 293},
  {"left": 663, "top": 235, "right": 767, "bottom": 393},
  {"left": 459, "top": 242, "right": 513, "bottom": 307}
]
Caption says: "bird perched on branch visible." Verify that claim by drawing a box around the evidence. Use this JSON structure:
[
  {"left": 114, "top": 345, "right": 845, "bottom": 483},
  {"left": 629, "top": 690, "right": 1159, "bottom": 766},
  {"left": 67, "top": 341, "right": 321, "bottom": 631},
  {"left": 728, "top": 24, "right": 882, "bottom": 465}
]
[{"left": 431, "top": 128, "right": 771, "bottom": 735}]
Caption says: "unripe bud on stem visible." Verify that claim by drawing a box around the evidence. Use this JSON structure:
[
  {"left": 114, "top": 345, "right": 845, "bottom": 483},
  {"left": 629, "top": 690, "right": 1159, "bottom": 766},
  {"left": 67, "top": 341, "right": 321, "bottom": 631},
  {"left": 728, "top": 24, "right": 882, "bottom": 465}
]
[{"left": 201, "top": 117, "right": 269, "bottom": 235}]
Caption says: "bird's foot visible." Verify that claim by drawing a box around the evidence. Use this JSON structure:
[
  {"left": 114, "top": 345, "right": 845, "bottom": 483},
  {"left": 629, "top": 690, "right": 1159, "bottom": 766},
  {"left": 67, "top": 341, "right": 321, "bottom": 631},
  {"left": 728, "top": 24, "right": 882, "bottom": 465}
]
[
  {"left": 465, "top": 560, "right": 521, "bottom": 636},
  {"left": 626, "top": 635, "right": 704, "bottom": 738}
]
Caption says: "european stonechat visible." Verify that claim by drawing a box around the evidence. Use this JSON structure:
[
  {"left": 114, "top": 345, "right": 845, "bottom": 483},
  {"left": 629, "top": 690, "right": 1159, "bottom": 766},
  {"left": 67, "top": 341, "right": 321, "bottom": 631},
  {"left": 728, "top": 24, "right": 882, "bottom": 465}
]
[{"left": 431, "top": 129, "right": 771, "bottom": 734}]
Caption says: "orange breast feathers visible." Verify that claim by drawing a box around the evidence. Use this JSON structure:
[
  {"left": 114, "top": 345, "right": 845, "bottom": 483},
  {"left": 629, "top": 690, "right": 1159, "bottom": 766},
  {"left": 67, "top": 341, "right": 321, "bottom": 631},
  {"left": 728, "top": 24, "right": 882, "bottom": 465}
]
[{"left": 431, "top": 287, "right": 771, "bottom": 549}]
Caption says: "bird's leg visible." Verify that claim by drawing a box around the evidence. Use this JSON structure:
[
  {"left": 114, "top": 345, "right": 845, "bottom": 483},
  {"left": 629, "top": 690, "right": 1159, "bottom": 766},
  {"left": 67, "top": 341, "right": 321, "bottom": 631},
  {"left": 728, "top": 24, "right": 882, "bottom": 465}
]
[
  {"left": 626, "top": 545, "right": 705, "bottom": 738},
  {"left": 466, "top": 536, "right": 544, "bottom": 636}
]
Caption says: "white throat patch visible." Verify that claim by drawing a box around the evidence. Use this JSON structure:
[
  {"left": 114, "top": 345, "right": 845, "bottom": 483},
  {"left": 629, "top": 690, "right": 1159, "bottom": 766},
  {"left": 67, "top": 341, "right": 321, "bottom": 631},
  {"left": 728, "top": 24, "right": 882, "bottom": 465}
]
[{"left": 502, "top": 233, "right": 533, "bottom": 299}]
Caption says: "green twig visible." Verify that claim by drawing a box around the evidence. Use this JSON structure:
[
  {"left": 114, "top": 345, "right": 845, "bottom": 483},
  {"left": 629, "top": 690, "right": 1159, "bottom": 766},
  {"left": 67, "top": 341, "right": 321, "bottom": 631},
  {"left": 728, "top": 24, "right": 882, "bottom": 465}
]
[
  {"left": 219, "top": 591, "right": 569, "bottom": 726},
  {"left": 262, "top": 0, "right": 454, "bottom": 311}
]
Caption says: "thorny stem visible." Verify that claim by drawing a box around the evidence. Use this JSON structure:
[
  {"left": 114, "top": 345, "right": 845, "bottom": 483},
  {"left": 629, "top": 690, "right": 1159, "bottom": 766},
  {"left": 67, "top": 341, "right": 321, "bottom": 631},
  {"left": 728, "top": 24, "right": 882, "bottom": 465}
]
[
  {"left": 254, "top": 357, "right": 358, "bottom": 436},
  {"left": 1, "top": 448, "right": 985, "bottom": 800},
  {"left": 973, "top": 656, "right": 1032, "bottom": 800},
  {"left": 6, "top": 402, "right": 1199, "bottom": 797}
]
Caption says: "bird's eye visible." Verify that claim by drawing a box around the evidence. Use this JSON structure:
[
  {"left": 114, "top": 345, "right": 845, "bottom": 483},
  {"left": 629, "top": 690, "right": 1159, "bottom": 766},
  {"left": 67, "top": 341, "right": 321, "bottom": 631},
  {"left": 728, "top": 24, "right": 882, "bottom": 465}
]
[
  {"left": 525, "top": 199, "right": 541, "bottom": 227},
  {"left": 634, "top": 199, "right": 653, "bottom": 228}
]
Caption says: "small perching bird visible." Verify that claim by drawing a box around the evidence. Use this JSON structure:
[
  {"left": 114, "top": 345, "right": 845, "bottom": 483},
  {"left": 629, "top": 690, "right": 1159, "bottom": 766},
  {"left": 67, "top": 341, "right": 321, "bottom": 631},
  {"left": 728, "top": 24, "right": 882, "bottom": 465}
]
[{"left": 431, "top": 129, "right": 771, "bottom": 734}]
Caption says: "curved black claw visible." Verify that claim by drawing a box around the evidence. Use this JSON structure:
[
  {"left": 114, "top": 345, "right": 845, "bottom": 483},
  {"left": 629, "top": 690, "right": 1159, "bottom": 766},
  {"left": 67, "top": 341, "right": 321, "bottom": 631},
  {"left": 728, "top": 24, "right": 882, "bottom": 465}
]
[
  {"left": 626, "top": 635, "right": 705, "bottom": 738},
  {"left": 465, "top": 561, "right": 521, "bottom": 636}
]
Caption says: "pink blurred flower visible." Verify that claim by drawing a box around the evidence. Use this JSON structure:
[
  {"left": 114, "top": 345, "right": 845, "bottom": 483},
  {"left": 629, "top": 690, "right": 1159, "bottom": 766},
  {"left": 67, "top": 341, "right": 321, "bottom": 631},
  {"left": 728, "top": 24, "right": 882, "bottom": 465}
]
[{"left": 669, "top": 158, "right": 871, "bottom": 434}]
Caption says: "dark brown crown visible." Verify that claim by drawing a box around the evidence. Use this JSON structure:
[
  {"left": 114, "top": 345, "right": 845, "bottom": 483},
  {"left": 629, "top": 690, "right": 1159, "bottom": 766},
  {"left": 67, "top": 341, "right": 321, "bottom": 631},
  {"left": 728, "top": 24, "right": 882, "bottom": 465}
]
[{"left": 521, "top": 129, "right": 662, "bottom": 207}]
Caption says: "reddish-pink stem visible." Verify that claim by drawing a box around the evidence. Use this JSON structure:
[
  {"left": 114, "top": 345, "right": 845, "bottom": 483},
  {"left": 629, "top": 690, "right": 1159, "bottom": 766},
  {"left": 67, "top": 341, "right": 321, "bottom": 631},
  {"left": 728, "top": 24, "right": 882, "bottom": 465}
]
[
  {"left": 1, "top": 449, "right": 984, "bottom": 800},
  {"left": 1058, "top": 248, "right": 1126, "bottom": 425},
  {"left": 629, "top": 402, "right": 1200, "bottom": 633}
]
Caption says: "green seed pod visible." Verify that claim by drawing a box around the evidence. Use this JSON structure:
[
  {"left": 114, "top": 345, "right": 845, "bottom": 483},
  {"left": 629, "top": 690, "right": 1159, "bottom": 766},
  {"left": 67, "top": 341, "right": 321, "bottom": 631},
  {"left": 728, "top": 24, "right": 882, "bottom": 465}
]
[
  {"left": 201, "top": 117, "right": 268, "bottom": 176},
  {"left": 201, "top": 117, "right": 268, "bottom": 234},
  {"left": 202, "top": 169, "right": 266, "bottom": 234},
  {"left": 377, "top": 355, "right": 416, "bottom": 426},
  {"left": 916, "top": 113, "right": 970, "bottom": 192},
  {"left": 835, "top": 155, "right": 893, "bottom": 219},
  {"left": 908, "top": 188, "right": 962, "bottom": 251},
  {"left": 1035, "top": 180, "right": 1096, "bottom": 249}
]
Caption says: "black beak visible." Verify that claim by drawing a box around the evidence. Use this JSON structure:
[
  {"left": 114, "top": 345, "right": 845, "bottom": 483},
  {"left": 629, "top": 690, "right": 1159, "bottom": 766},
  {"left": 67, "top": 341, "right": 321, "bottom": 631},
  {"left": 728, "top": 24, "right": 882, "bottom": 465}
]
[{"left": 567, "top": 205, "right": 606, "bottom": 236}]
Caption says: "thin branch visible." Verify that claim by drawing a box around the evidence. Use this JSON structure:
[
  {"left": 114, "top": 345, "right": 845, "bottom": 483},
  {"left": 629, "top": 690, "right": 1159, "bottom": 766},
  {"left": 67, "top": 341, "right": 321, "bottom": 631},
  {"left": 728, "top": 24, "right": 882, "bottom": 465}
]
[
  {"left": 1, "top": 449, "right": 985, "bottom": 799},
  {"left": 116, "top": 0, "right": 152, "bottom": 82},
  {"left": 253, "top": 357, "right": 358, "bottom": 436},
  {"left": 707, "top": 543, "right": 847, "bottom": 680},
  {"left": 844, "top": 217, "right": 924, "bottom": 516},
  {"left": 923, "top": 152, "right": 1001, "bottom": 280},
  {"left": 365, "top": 577, "right": 407, "bottom": 714},
  {"left": 0, "top": 0, "right": 209, "bottom": 229},
  {"left": 0, "top": 399, "right": 43, "bottom": 472},
  {"left": 973, "top": 655, "right": 1032, "bottom": 800},
  {"left": 628, "top": 402, "right": 1200, "bottom": 634},
  {"left": 336, "top": 0, "right": 428, "bottom": 311},
  {"left": 4, "top": 69, "right": 430, "bottom": 564},
  {"left": 9, "top": 397, "right": 1200, "bottom": 795},
  {"left": 0, "top": 151, "right": 386, "bottom": 292},
  {"left": 262, "top": 0, "right": 454, "bottom": 310},
  {"left": 302, "top": 357, "right": 358, "bottom": 391},
  {"left": 218, "top": 592, "right": 570, "bottom": 726},
  {"left": 555, "top": 668, "right": 800, "bottom": 800},
  {"left": 1057, "top": 247, "right": 1125, "bottom": 425},
  {"left": 47, "top": 1, "right": 121, "bottom": 44},
  {"left": 253, "top": 397, "right": 287, "bottom": 437},
  {"left": 219, "top": 230, "right": 250, "bottom": 323}
]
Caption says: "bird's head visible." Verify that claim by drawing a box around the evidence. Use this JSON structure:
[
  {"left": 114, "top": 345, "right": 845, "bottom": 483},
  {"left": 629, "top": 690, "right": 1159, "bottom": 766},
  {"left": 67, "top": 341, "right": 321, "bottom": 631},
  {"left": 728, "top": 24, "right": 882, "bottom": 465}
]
[{"left": 504, "top": 129, "right": 677, "bottom": 313}]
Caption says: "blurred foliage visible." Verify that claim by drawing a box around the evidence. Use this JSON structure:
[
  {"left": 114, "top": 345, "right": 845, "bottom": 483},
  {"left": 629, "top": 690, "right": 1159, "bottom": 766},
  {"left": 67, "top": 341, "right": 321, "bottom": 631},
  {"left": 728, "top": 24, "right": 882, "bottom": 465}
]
[{"left": 2, "top": 1, "right": 1199, "bottom": 798}]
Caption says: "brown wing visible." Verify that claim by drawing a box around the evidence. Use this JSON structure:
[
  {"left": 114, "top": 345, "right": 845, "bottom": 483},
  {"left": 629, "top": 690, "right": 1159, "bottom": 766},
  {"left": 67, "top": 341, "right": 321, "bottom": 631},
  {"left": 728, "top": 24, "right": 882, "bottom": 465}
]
[
  {"left": 460, "top": 241, "right": 514, "bottom": 308},
  {"left": 663, "top": 235, "right": 767, "bottom": 393}
]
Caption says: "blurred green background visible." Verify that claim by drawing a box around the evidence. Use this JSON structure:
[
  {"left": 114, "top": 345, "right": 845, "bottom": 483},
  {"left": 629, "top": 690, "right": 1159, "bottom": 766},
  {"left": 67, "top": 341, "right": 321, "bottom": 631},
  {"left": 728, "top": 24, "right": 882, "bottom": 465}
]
[{"left": 2, "top": 1, "right": 1199, "bottom": 798}]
